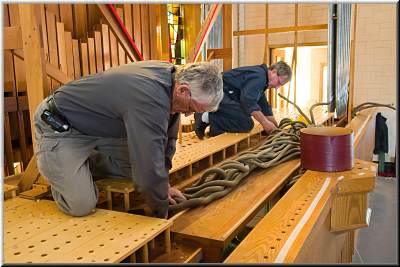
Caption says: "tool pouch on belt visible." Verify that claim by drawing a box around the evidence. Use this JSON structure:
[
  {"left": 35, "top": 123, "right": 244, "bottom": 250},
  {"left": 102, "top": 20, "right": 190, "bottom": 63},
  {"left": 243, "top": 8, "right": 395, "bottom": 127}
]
[{"left": 41, "top": 96, "right": 70, "bottom": 132}]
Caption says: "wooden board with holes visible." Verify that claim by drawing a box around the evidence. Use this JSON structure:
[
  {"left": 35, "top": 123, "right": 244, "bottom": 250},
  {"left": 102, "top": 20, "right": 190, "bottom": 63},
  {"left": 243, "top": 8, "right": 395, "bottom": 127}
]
[
  {"left": 172, "top": 159, "right": 301, "bottom": 262},
  {"left": 224, "top": 159, "right": 376, "bottom": 263},
  {"left": 3, "top": 198, "right": 171, "bottom": 263}
]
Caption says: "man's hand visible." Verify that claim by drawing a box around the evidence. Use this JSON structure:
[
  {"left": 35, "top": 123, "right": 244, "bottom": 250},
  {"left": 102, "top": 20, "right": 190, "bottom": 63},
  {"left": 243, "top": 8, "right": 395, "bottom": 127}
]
[
  {"left": 262, "top": 121, "right": 277, "bottom": 134},
  {"left": 168, "top": 186, "right": 186, "bottom": 205},
  {"left": 252, "top": 110, "right": 277, "bottom": 134}
]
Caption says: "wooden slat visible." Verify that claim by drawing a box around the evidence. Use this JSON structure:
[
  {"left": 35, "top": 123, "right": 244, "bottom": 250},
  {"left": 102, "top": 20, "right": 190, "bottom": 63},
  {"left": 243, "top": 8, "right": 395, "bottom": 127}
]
[
  {"left": 233, "top": 24, "right": 328, "bottom": 37},
  {"left": 132, "top": 4, "right": 142, "bottom": 54},
  {"left": 87, "top": 4, "right": 100, "bottom": 30},
  {"left": 56, "top": 22, "right": 68, "bottom": 74},
  {"left": 45, "top": 4, "right": 60, "bottom": 21},
  {"left": 140, "top": 4, "right": 150, "bottom": 60},
  {"left": 59, "top": 4, "right": 73, "bottom": 31},
  {"left": 64, "top": 32, "right": 75, "bottom": 77},
  {"left": 263, "top": 4, "right": 270, "bottom": 64},
  {"left": 18, "top": 4, "right": 48, "bottom": 146},
  {"left": 116, "top": 7, "right": 126, "bottom": 65},
  {"left": 9, "top": 4, "right": 27, "bottom": 92},
  {"left": 87, "top": 37, "right": 97, "bottom": 73},
  {"left": 94, "top": 30, "right": 104, "bottom": 71},
  {"left": 46, "top": 10, "right": 60, "bottom": 91},
  {"left": 73, "top": 4, "right": 88, "bottom": 40},
  {"left": 206, "top": 48, "right": 232, "bottom": 59},
  {"left": 222, "top": 4, "right": 232, "bottom": 71},
  {"left": 3, "top": 5, "right": 16, "bottom": 93},
  {"left": 347, "top": 4, "right": 358, "bottom": 122},
  {"left": 123, "top": 4, "right": 133, "bottom": 45},
  {"left": 3, "top": 26, "right": 22, "bottom": 50},
  {"left": 72, "top": 39, "right": 81, "bottom": 78},
  {"left": 109, "top": 30, "right": 119, "bottom": 67},
  {"left": 149, "top": 4, "right": 161, "bottom": 60},
  {"left": 159, "top": 4, "right": 169, "bottom": 61},
  {"left": 17, "top": 109, "right": 29, "bottom": 170},
  {"left": 17, "top": 155, "right": 40, "bottom": 192},
  {"left": 4, "top": 114, "right": 15, "bottom": 175},
  {"left": 101, "top": 24, "right": 111, "bottom": 70},
  {"left": 80, "top": 42, "right": 89, "bottom": 76}
]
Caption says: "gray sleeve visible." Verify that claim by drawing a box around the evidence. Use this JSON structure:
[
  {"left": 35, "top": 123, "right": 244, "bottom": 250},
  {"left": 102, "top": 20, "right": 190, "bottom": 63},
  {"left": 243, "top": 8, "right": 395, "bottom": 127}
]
[
  {"left": 123, "top": 106, "right": 170, "bottom": 218},
  {"left": 164, "top": 113, "right": 180, "bottom": 171}
]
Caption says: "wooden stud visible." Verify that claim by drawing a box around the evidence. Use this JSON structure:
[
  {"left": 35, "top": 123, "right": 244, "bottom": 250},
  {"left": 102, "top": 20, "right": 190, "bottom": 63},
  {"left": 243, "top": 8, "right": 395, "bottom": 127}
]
[
  {"left": 140, "top": 4, "right": 150, "bottom": 60},
  {"left": 4, "top": 114, "right": 15, "bottom": 174},
  {"left": 56, "top": 22, "right": 68, "bottom": 74},
  {"left": 183, "top": 5, "right": 201, "bottom": 62},
  {"left": 263, "top": 4, "right": 270, "bottom": 64},
  {"left": 347, "top": 4, "right": 358, "bottom": 122},
  {"left": 94, "top": 30, "right": 103, "bottom": 71},
  {"left": 222, "top": 149, "right": 226, "bottom": 160},
  {"left": 160, "top": 4, "right": 169, "bottom": 61},
  {"left": 164, "top": 228, "right": 171, "bottom": 253},
  {"left": 116, "top": 7, "right": 126, "bottom": 65},
  {"left": 124, "top": 192, "right": 130, "bottom": 212},
  {"left": 19, "top": 4, "right": 48, "bottom": 145},
  {"left": 46, "top": 10, "right": 59, "bottom": 91},
  {"left": 222, "top": 4, "right": 232, "bottom": 71},
  {"left": 80, "top": 42, "right": 89, "bottom": 76},
  {"left": 109, "top": 30, "right": 118, "bottom": 68},
  {"left": 101, "top": 24, "right": 111, "bottom": 70},
  {"left": 233, "top": 24, "right": 328, "bottom": 37},
  {"left": 149, "top": 4, "right": 161, "bottom": 60},
  {"left": 141, "top": 243, "right": 149, "bottom": 263},
  {"left": 73, "top": 4, "right": 88, "bottom": 40},
  {"left": 59, "top": 4, "right": 73, "bottom": 32},
  {"left": 87, "top": 37, "right": 96, "bottom": 74},
  {"left": 17, "top": 109, "right": 28, "bottom": 169},
  {"left": 132, "top": 4, "right": 142, "bottom": 54},
  {"left": 72, "top": 39, "right": 81, "bottom": 78},
  {"left": 64, "top": 32, "right": 75, "bottom": 78},
  {"left": 106, "top": 189, "right": 113, "bottom": 210},
  {"left": 208, "top": 155, "right": 213, "bottom": 167}
]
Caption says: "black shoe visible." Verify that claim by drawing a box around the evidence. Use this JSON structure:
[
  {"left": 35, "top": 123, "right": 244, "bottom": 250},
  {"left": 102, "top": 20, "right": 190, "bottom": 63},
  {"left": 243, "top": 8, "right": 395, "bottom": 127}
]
[{"left": 194, "top": 112, "right": 208, "bottom": 139}]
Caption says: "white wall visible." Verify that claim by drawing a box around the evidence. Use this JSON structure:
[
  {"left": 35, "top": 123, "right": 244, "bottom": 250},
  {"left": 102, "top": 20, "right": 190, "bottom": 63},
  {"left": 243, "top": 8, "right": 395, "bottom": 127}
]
[{"left": 354, "top": 4, "right": 397, "bottom": 161}]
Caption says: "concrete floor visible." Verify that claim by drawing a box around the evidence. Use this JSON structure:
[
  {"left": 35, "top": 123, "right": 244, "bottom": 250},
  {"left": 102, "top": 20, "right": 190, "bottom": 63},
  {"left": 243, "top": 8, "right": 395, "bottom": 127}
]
[{"left": 352, "top": 176, "right": 398, "bottom": 264}]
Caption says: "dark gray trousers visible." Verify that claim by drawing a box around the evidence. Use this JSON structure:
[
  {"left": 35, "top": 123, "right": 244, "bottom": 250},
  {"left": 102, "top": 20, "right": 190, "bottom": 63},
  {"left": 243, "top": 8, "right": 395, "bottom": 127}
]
[{"left": 33, "top": 97, "right": 132, "bottom": 216}]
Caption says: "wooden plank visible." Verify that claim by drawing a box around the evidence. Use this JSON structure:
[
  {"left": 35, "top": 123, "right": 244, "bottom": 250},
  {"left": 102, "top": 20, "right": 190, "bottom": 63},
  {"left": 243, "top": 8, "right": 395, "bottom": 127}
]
[
  {"left": 152, "top": 242, "right": 203, "bottom": 263},
  {"left": 4, "top": 114, "right": 15, "bottom": 175},
  {"left": 149, "top": 4, "right": 161, "bottom": 60},
  {"left": 140, "top": 4, "right": 150, "bottom": 60},
  {"left": 59, "top": 4, "right": 73, "bottom": 31},
  {"left": 172, "top": 160, "right": 301, "bottom": 262},
  {"left": 116, "top": 7, "right": 126, "bottom": 65},
  {"left": 73, "top": 4, "right": 88, "bottom": 40},
  {"left": 17, "top": 155, "right": 40, "bottom": 192},
  {"left": 87, "top": 4, "right": 100, "bottom": 30},
  {"left": 101, "top": 24, "right": 111, "bottom": 70},
  {"left": 94, "top": 30, "right": 104, "bottom": 71},
  {"left": 109, "top": 30, "right": 119, "bottom": 67},
  {"left": 132, "top": 4, "right": 142, "bottom": 54},
  {"left": 3, "top": 26, "right": 22, "bottom": 50},
  {"left": 18, "top": 4, "right": 48, "bottom": 145},
  {"left": 183, "top": 5, "right": 201, "bottom": 62},
  {"left": 80, "top": 42, "right": 89, "bottom": 76},
  {"left": 206, "top": 48, "right": 232, "bottom": 59},
  {"left": 159, "top": 4, "right": 169, "bottom": 61},
  {"left": 87, "top": 37, "right": 97, "bottom": 73},
  {"left": 9, "top": 4, "right": 27, "bottom": 93},
  {"left": 46, "top": 10, "right": 60, "bottom": 91},
  {"left": 347, "top": 4, "right": 358, "bottom": 123},
  {"left": 56, "top": 22, "right": 68, "bottom": 74},
  {"left": 64, "top": 32, "right": 75, "bottom": 77},
  {"left": 45, "top": 4, "right": 60, "bottom": 21},
  {"left": 72, "top": 39, "right": 81, "bottom": 78},
  {"left": 233, "top": 24, "right": 328, "bottom": 37},
  {"left": 222, "top": 4, "right": 232, "bottom": 71},
  {"left": 17, "top": 109, "right": 29, "bottom": 169},
  {"left": 263, "top": 4, "right": 270, "bottom": 64},
  {"left": 123, "top": 4, "right": 133, "bottom": 43}
]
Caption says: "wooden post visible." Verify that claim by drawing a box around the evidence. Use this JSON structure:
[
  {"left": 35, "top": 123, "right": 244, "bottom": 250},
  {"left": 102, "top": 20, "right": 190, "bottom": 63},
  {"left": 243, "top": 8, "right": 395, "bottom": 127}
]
[
  {"left": 292, "top": 4, "right": 298, "bottom": 106},
  {"left": 222, "top": 4, "right": 232, "bottom": 71},
  {"left": 347, "top": 4, "right": 358, "bottom": 122},
  {"left": 19, "top": 3, "right": 48, "bottom": 147},
  {"left": 263, "top": 4, "right": 269, "bottom": 64},
  {"left": 164, "top": 228, "right": 171, "bottom": 253}
]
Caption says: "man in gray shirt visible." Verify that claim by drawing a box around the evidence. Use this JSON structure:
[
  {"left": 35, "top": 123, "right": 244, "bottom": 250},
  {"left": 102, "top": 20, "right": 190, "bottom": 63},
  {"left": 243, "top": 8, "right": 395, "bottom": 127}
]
[{"left": 33, "top": 60, "right": 223, "bottom": 218}]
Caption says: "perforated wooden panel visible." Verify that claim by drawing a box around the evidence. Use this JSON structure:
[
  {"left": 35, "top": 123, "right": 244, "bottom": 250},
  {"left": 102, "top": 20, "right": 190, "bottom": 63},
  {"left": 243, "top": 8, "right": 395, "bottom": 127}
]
[{"left": 4, "top": 199, "right": 171, "bottom": 263}]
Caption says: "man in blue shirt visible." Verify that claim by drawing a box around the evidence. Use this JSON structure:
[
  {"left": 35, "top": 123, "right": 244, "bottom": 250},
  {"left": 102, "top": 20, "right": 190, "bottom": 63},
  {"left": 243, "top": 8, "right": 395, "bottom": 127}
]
[{"left": 194, "top": 61, "right": 292, "bottom": 138}]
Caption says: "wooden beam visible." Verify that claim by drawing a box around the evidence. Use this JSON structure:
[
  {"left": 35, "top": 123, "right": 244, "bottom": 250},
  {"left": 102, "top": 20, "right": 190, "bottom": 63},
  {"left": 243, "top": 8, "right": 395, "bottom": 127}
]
[
  {"left": 222, "top": 4, "right": 232, "bottom": 71},
  {"left": 187, "top": 4, "right": 223, "bottom": 63},
  {"left": 97, "top": 4, "right": 143, "bottom": 61},
  {"left": 347, "top": 4, "right": 358, "bottom": 122},
  {"left": 206, "top": 48, "right": 232, "bottom": 59},
  {"left": 233, "top": 24, "right": 328, "bottom": 37},
  {"left": 18, "top": 3, "right": 48, "bottom": 145},
  {"left": 160, "top": 4, "right": 170, "bottom": 61},
  {"left": 3, "top": 26, "right": 22, "bottom": 50},
  {"left": 263, "top": 4, "right": 269, "bottom": 64}
]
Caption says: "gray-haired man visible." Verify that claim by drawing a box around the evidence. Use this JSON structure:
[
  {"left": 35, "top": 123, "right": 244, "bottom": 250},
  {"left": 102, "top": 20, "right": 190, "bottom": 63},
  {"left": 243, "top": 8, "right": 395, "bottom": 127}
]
[{"left": 34, "top": 60, "right": 223, "bottom": 219}]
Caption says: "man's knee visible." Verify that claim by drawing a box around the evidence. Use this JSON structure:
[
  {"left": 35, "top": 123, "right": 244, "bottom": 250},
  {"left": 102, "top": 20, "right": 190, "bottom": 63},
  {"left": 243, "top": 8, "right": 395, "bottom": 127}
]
[{"left": 53, "top": 190, "right": 97, "bottom": 217}]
